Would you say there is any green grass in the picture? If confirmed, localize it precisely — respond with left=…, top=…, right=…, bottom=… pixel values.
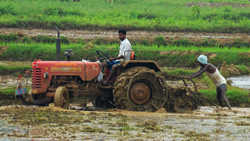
left=0, top=89, right=16, bottom=99
left=0, top=65, right=31, bottom=76
left=200, top=89, right=250, bottom=107
left=236, top=65, right=250, bottom=74
left=1, top=42, right=250, bottom=67
left=0, top=0, right=250, bottom=32
left=2, top=34, right=250, bottom=49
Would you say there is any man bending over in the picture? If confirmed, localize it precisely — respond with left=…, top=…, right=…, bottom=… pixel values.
left=187, top=55, right=232, bottom=110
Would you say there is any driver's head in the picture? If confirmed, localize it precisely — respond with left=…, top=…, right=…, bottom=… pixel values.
left=118, top=29, right=126, bottom=41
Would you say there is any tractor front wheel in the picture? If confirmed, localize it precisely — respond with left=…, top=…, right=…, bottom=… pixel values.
left=54, top=86, right=69, bottom=109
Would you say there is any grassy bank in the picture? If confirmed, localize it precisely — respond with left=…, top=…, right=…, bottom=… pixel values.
left=1, top=43, right=250, bottom=68
left=0, top=89, right=21, bottom=106
left=163, top=65, right=250, bottom=78
left=200, top=89, right=250, bottom=107
left=1, top=0, right=250, bottom=32
left=2, top=34, right=250, bottom=49
left=0, top=65, right=31, bottom=76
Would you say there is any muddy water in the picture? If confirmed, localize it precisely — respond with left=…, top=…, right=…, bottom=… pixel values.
left=0, top=75, right=31, bottom=90
left=0, top=120, right=31, bottom=140
left=0, top=106, right=250, bottom=140
left=228, top=76, right=250, bottom=89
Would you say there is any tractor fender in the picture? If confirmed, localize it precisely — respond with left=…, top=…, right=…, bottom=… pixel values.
left=120, top=60, right=162, bottom=73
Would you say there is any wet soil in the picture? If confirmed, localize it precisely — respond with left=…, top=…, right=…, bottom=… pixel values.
left=1, top=28, right=249, bottom=41
left=0, top=105, right=250, bottom=140
left=0, top=61, right=31, bottom=67
left=0, top=75, right=31, bottom=89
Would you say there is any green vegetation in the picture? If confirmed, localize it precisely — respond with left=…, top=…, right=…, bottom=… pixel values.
left=1, top=43, right=250, bottom=68
left=200, top=89, right=250, bottom=107
left=0, top=89, right=15, bottom=99
left=0, top=0, right=250, bottom=32
left=0, top=65, right=31, bottom=76
left=2, top=34, right=250, bottom=49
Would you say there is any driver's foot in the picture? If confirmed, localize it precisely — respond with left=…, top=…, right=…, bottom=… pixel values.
left=101, top=80, right=109, bottom=86
left=103, top=80, right=108, bottom=85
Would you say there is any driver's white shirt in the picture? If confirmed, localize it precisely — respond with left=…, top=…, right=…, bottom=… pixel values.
left=117, top=38, right=132, bottom=62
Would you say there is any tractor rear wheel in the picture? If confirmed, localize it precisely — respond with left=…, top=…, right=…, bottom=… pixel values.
left=54, top=86, right=69, bottom=109
left=113, top=67, right=167, bottom=112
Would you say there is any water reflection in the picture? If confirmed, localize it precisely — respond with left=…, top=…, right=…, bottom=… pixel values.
left=228, top=75, right=250, bottom=89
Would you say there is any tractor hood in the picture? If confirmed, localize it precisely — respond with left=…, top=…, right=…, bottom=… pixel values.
left=33, top=60, right=101, bottom=81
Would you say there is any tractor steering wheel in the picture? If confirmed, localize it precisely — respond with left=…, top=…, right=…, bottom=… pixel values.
left=96, top=50, right=110, bottom=61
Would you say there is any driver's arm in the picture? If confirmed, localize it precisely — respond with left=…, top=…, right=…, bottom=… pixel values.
left=109, top=44, right=125, bottom=61
left=109, top=55, right=124, bottom=61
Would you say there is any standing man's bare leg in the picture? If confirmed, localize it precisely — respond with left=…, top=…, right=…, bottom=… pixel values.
left=221, top=88, right=232, bottom=109
left=216, top=88, right=224, bottom=107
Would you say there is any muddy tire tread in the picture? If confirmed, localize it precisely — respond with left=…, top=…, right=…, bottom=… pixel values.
left=113, top=67, right=167, bottom=112
left=54, top=86, right=69, bottom=109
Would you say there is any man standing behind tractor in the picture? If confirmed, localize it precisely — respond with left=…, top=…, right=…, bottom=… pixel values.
left=101, top=29, right=132, bottom=85
left=187, top=55, right=232, bottom=110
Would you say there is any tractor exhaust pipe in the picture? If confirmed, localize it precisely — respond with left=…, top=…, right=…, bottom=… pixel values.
left=55, top=27, right=61, bottom=61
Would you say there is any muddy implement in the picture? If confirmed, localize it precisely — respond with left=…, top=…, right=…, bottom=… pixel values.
left=162, top=73, right=218, bottom=113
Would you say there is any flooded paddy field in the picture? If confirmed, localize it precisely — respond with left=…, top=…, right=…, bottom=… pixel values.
left=0, top=105, right=250, bottom=140
left=228, top=76, right=250, bottom=90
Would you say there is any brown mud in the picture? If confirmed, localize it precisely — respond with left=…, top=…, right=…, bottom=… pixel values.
left=1, top=28, right=250, bottom=41
left=0, top=105, right=250, bottom=140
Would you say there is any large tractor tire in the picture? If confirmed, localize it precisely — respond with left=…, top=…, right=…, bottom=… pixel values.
left=54, top=86, right=70, bottom=109
left=113, top=67, right=167, bottom=112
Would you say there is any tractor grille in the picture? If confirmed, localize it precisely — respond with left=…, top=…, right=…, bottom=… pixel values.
left=32, top=68, right=42, bottom=88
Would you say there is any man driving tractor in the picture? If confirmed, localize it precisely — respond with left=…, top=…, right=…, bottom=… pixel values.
left=101, top=29, right=132, bottom=85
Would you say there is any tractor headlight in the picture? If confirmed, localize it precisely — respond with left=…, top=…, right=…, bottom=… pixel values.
left=44, top=72, right=49, bottom=79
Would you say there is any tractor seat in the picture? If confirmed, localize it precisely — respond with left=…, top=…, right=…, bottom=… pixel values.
left=130, top=51, right=135, bottom=60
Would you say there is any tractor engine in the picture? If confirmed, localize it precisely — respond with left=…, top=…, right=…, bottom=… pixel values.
left=30, top=59, right=109, bottom=104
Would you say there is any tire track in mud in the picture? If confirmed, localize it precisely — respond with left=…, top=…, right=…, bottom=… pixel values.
left=1, top=28, right=249, bottom=40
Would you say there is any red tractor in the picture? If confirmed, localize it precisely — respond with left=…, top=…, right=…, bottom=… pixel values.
left=16, top=28, right=197, bottom=112
left=17, top=49, right=169, bottom=112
